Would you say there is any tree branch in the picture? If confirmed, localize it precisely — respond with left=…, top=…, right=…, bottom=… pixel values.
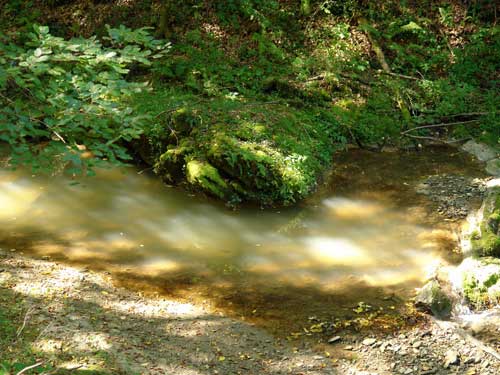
left=401, top=119, right=481, bottom=135
left=375, top=69, right=421, bottom=81
left=402, top=133, right=471, bottom=144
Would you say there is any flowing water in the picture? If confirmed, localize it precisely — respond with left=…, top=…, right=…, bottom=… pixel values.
left=0, top=147, right=486, bottom=335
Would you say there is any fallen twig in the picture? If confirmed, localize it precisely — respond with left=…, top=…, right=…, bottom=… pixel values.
left=375, top=69, right=420, bottom=81
left=34, top=321, right=54, bottom=343
left=40, top=364, right=83, bottom=375
left=242, top=100, right=282, bottom=107
left=415, top=111, right=492, bottom=118
left=306, top=72, right=372, bottom=86
left=16, top=362, right=44, bottom=375
left=16, top=307, right=34, bottom=338
left=403, top=133, right=471, bottom=144
left=154, top=99, right=204, bottom=118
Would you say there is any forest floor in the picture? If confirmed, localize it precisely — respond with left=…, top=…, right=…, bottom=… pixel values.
left=1, top=249, right=499, bottom=375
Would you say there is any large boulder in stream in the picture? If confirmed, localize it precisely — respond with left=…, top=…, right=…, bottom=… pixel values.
left=135, top=94, right=337, bottom=205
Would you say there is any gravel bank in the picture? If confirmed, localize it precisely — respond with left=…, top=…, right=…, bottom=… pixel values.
left=2, top=250, right=499, bottom=374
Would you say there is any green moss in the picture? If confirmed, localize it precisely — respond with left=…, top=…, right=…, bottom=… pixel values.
left=472, top=231, right=500, bottom=257
left=461, top=258, right=500, bottom=308
left=154, top=144, right=192, bottom=183
left=170, top=107, right=198, bottom=135
left=463, top=271, right=500, bottom=308
left=472, top=188, right=500, bottom=257
left=135, top=86, right=339, bottom=205
left=185, top=159, right=229, bottom=199
left=463, top=274, right=486, bottom=307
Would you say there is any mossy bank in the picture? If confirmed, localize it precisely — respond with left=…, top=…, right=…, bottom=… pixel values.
left=134, top=88, right=341, bottom=205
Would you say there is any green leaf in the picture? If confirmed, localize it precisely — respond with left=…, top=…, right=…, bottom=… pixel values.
left=400, top=21, right=423, bottom=32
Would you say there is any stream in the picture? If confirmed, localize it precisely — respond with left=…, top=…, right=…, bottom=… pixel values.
left=0, top=146, right=486, bottom=336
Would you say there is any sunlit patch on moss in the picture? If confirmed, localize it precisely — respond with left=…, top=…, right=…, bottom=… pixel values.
left=186, top=159, right=229, bottom=199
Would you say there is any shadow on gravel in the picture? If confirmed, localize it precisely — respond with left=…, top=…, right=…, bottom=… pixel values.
left=0, top=250, right=428, bottom=374
left=1, top=254, right=346, bottom=374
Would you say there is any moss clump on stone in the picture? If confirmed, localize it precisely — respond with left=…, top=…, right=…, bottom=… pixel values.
left=154, top=143, right=192, bottom=183
left=185, top=159, right=230, bottom=199
left=460, top=257, right=500, bottom=308
left=472, top=187, right=500, bottom=257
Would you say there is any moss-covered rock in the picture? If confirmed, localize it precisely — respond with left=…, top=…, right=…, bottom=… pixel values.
left=415, top=280, right=453, bottom=319
left=135, top=88, right=339, bottom=205
left=471, top=187, right=500, bottom=257
left=154, top=143, right=192, bottom=183
left=455, top=257, right=500, bottom=309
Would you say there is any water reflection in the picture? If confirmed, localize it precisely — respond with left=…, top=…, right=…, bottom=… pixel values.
left=0, top=147, right=485, bottom=334
left=0, top=169, right=439, bottom=284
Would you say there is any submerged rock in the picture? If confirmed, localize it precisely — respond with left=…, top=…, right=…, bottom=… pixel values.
left=416, top=174, right=487, bottom=220
left=415, top=280, right=453, bottom=319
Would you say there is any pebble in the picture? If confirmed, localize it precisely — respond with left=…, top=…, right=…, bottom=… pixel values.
left=362, top=338, right=377, bottom=346
left=328, top=336, right=341, bottom=344
left=444, top=350, right=460, bottom=368
left=464, top=356, right=475, bottom=364
left=418, top=174, right=487, bottom=219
